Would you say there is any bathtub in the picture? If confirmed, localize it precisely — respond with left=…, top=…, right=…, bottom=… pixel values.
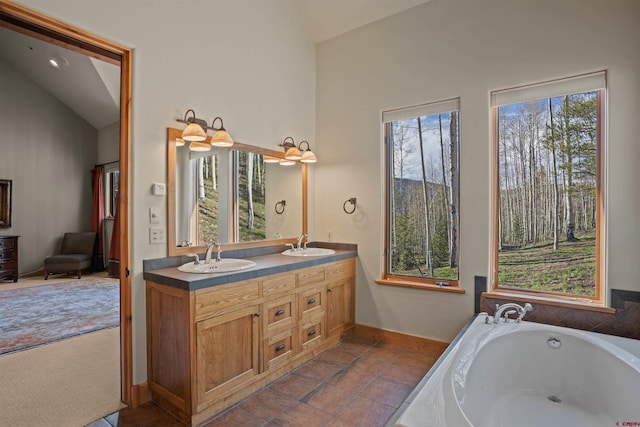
left=393, top=313, right=640, bottom=427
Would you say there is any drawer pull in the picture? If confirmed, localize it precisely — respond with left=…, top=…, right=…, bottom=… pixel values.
left=275, top=343, right=286, bottom=352
left=307, top=328, right=316, bottom=337
left=254, top=312, right=261, bottom=317
left=275, top=309, right=285, bottom=316
left=307, top=297, right=316, bottom=305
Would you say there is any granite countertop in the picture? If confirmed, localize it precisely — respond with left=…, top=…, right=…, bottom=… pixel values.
left=143, top=243, right=357, bottom=291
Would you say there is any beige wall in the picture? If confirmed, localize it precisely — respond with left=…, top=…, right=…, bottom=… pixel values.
left=14, top=0, right=640, bottom=386
left=0, top=57, right=98, bottom=272
left=315, top=0, right=640, bottom=342
left=15, top=0, right=316, bottom=384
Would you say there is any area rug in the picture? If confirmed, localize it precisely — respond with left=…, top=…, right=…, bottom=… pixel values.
left=0, top=278, right=119, bottom=355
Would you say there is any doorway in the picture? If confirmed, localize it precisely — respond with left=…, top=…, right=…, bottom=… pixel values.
left=0, top=0, right=133, bottom=407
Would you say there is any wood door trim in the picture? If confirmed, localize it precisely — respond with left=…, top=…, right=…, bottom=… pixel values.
left=0, top=0, right=134, bottom=407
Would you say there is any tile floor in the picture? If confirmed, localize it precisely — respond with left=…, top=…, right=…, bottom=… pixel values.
left=87, top=336, right=440, bottom=427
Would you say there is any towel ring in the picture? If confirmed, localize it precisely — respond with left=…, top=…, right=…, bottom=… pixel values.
left=343, top=197, right=357, bottom=214
left=275, top=200, right=286, bottom=215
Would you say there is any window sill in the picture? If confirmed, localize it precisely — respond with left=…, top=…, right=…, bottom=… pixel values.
left=376, top=278, right=465, bottom=294
left=483, top=291, right=615, bottom=314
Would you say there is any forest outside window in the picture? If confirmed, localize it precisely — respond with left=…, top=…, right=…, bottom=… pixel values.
left=380, top=98, right=460, bottom=289
left=491, top=72, right=606, bottom=302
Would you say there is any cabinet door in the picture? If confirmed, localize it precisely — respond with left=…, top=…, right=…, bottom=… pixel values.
left=326, top=277, right=355, bottom=337
left=195, top=304, right=260, bottom=411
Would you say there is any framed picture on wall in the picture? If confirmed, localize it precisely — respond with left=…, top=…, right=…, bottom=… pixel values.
left=0, top=179, right=12, bottom=228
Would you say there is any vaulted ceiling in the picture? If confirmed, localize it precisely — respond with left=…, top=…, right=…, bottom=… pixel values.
left=0, top=0, right=430, bottom=130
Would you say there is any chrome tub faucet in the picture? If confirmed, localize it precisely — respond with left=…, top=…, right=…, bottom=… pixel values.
left=493, top=302, right=533, bottom=323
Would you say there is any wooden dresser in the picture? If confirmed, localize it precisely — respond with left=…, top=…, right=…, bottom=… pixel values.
left=0, top=235, right=19, bottom=282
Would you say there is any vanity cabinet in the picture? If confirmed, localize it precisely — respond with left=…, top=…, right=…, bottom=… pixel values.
left=146, top=257, right=355, bottom=426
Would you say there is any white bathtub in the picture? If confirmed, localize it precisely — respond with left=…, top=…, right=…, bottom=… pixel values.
left=394, top=313, right=640, bottom=427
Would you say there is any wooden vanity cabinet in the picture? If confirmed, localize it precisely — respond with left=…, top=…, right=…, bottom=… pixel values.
left=146, top=257, right=355, bottom=426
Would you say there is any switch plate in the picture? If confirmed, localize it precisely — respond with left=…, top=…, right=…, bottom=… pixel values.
left=149, top=227, right=166, bottom=244
left=149, top=207, right=160, bottom=224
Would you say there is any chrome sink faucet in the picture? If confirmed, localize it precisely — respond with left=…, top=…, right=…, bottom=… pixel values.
left=205, top=242, right=222, bottom=263
left=297, top=233, right=307, bottom=250
left=186, top=253, right=200, bottom=265
left=493, top=302, right=533, bottom=323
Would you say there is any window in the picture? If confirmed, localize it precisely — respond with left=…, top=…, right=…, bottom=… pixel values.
left=380, top=98, right=461, bottom=288
left=103, top=163, right=119, bottom=218
left=236, top=151, right=266, bottom=242
left=491, top=72, right=605, bottom=302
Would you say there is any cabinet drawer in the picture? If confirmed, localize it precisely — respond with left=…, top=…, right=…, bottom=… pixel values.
left=325, top=259, right=355, bottom=281
left=263, top=330, right=295, bottom=369
left=262, top=272, right=296, bottom=298
left=0, top=249, right=15, bottom=261
left=300, top=319, right=323, bottom=350
left=299, top=286, right=324, bottom=318
left=195, top=281, right=260, bottom=321
left=0, top=260, right=16, bottom=270
left=264, top=294, right=296, bottom=335
left=297, top=266, right=325, bottom=287
left=0, top=238, right=15, bottom=250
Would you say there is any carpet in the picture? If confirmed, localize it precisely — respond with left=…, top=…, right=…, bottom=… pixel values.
left=0, top=277, right=119, bottom=355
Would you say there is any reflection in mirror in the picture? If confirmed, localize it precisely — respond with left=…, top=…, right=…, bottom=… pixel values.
left=167, top=128, right=306, bottom=256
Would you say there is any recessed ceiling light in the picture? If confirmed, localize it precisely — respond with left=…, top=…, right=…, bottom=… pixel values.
left=49, top=52, right=69, bottom=69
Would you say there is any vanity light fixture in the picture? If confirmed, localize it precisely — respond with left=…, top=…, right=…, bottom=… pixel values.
left=209, top=116, right=234, bottom=147
left=279, top=158, right=296, bottom=166
left=179, top=109, right=207, bottom=142
left=281, top=136, right=302, bottom=161
left=189, top=141, right=211, bottom=152
left=263, top=156, right=279, bottom=163
left=298, top=140, right=317, bottom=163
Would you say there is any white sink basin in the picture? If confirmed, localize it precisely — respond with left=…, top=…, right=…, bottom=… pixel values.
left=178, top=259, right=256, bottom=274
left=281, top=248, right=336, bottom=257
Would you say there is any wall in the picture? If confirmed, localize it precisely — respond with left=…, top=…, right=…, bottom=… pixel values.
left=0, top=57, right=97, bottom=272
left=98, top=121, right=119, bottom=165
left=15, top=0, right=316, bottom=384
left=315, top=0, right=640, bottom=342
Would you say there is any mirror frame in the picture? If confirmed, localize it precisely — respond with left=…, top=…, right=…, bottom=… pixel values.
left=167, top=127, right=308, bottom=256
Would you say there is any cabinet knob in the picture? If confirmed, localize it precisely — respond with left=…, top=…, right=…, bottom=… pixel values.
left=307, top=328, right=316, bottom=337
left=328, top=288, right=333, bottom=293
left=307, top=297, right=316, bottom=305
left=275, top=309, right=285, bottom=316
left=254, top=313, right=261, bottom=317
left=275, top=343, right=286, bottom=352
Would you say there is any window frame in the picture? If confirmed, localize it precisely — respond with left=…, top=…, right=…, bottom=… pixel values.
left=490, top=73, right=606, bottom=305
left=377, top=99, right=463, bottom=293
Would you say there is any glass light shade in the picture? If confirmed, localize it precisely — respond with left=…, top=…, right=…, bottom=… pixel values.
left=284, top=146, right=302, bottom=160
left=175, top=138, right=185, bottom=147
left=210, top=129, right=234, bottom=147
left=182, top=123, right=207, bottom=141
left=263, top=156, right=279, bottom=163
left=189, top=141, right=211, bottom=152
left=300, top=150, right=317, bottom=163
left=279, top=158, right=296, bottom=166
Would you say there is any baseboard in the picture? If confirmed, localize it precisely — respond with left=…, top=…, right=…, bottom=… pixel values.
left=19, top=268, right=45, bottom=278
left=130, top=382, right=152, bottom=408
left=353, top=323, right=449, bottom=355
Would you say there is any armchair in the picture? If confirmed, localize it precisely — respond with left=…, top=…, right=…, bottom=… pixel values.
left=44, top=232, right=97, bottom=280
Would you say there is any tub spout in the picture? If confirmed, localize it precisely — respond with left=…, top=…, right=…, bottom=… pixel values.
left=494, top=302, right=533, bottom=323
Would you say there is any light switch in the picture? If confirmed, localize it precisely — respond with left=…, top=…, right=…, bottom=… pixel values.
left=149, top=207, right=160, bottom=224
left=149, top=227, right=166, bottom=244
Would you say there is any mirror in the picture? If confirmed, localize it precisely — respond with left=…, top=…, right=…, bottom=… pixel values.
left=167, top=127, right=306, bottom=256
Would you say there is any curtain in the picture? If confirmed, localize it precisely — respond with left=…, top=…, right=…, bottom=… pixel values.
left=91, top=166, right=104, bottom=269
left=109, top=191, right=120, bottom=277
